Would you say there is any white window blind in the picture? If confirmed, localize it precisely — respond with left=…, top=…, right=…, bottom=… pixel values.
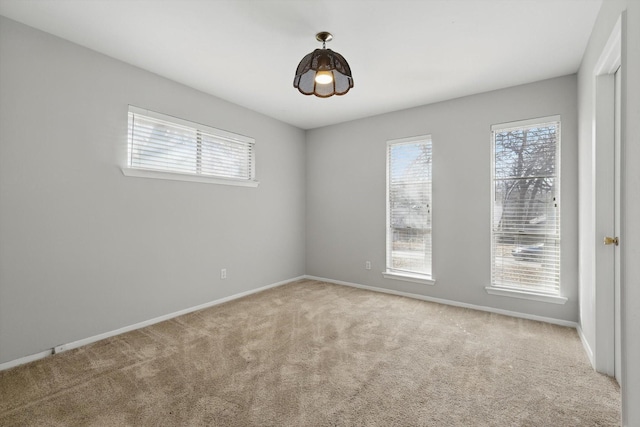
left=491, top=116, right=560, bottom=295
left=126, top=106, right=256, bottom=184
left=386, top=136, right=432, bottom=278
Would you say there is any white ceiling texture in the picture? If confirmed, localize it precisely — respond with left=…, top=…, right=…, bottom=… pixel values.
left=0, top=0, right=602, bottom=130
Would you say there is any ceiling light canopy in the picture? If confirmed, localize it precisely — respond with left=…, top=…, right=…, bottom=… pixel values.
left=293, top=32, right=354, bottom=98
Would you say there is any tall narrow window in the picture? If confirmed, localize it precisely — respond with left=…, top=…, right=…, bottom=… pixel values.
left=124, top=106, right=257, bottom=187
left=385, top=135, right=433, bottom=283
left=491, top=116, right=561, bottom=295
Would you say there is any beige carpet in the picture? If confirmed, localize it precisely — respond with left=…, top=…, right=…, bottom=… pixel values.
left=0, top=279, right=620, bottom=426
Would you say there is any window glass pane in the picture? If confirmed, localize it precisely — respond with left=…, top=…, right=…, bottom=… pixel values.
left=494, top=177, right=558, bottom=235
left=130, top=118, right=197, bottom=173
left=494, top=126, right=557, bottom=180
left=200, top=134, right=251, bottom=179
left=491, top=119, right=560, bottom=294
left=387, top=138, right=432, bottom=277
left=127, top=107, right=255, bottom=182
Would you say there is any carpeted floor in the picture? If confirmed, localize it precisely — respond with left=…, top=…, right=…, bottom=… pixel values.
left=0, top=279, right=620, bottom=426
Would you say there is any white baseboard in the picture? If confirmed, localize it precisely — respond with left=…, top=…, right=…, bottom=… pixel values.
left=1, top=275, right=582, bottom=372
left=0, top=276, right=304, bottom=372
left=0, top=349, right=54, bottom=372
left=576, top=324, right=595, bottom=368
left=304, top=275, right=579, bottom=328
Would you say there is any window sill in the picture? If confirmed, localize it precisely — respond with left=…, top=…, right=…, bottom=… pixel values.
left=484, top=286, right=568, bottom=305
left=121, top=167, right=260, bottom=187
left=382, top=271, right=435, bottom=286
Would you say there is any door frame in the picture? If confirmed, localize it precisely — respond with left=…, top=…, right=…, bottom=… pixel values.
left=593, top=17, right=621, bottom=377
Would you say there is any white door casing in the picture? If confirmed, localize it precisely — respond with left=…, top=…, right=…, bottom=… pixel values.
left=614, top=65, right=621, bottom=384
left=592, top=17, right=621, bottom=377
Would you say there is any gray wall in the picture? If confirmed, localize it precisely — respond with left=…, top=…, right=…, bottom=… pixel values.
left=0, top=17, right=306, bottom=364
left=577, top=1, right=640, bottom=424
left=306, top=75, right=579, bottom=322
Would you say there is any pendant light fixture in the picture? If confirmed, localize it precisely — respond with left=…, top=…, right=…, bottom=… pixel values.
left=293, top=32, right=354, bottom=98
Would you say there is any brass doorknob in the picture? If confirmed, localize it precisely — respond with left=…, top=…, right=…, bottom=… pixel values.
left=604, top=236, right=619, bottom=246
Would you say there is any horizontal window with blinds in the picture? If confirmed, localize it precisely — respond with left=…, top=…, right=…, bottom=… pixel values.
left=386, top=135, right=432, bottom=279
left=126, top=106, right=256, bottom=185
left=491, top=116, right=561, bottom=295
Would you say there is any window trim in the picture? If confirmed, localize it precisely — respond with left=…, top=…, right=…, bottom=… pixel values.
left=384, top=134, right=434, bottom=285
left=488, top=115, right=563, bottom=302
left=382, top=271, right=436, bottom=286
left=484, top=285, right=568, bottom=304
left=120, top=167, right=259, bottom=187
left=123, top=106, right=259, bottom=187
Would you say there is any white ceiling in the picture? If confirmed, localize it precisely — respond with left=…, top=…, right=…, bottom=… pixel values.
left=0, top=0, right=602, bottom=130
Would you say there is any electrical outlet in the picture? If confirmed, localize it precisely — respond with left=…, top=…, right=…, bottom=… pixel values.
left=365, top=261, right=371, bottom=270
left=221, top=268, right=227, bottom=279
